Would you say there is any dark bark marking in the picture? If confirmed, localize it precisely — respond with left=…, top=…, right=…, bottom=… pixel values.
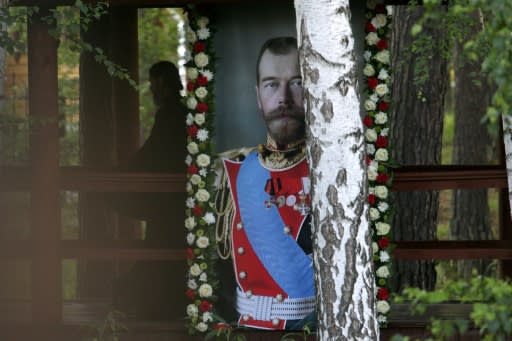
left=336, top=169, right=346, bottom=187
left=310, top=141, right=322, bottom=169
left=320, top=92, right=334, bottom=123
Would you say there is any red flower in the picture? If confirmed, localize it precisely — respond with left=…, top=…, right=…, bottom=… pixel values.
left=365, top=21, right=376, bottom=32
left=192, top=205, right=203, bottom=217
left=187, top=125, right=198, bottom=138
left=368, top=194, right=376, bottom=205
left=367, top=77, right=378, bottom=90
left=188, top=164, right=199, bottom=175
left=196, top=102, right=208, bottom=113
left=186, top=248, right=194, bottom=260
left=185, top=289, right=196, bottom=300
left=199, top=300, right=212, bottom=312
left=377, top=287, right=389, bottom=300
left=363, top=115, right=374, bottom=128
left=378, top=101, right=389, bottom=112
left=194, top=41, right=206, bottom=53
left=376, top=136, right=388, bottom=148
left=375, top=4, right=386, bottom=13
left=377, top=39, right=388, bottom=50
left=186, top=81, right=195, bottom=92
left=378, top=237, right=389, bottom=249
left=376, top=173, right=389, bottom=184
left=197, top=75, right=208, bottom=86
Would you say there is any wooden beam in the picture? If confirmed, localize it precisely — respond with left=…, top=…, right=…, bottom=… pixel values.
left=10, top=0, right=291, bottom=7
left=27, top=5, right=61, bottom=330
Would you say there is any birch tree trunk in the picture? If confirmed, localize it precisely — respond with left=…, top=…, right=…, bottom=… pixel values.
left=294, top=1, right=378, bottom=340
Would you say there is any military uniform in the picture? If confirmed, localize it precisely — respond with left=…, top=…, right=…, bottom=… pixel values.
left=215, top=138, right=315, bottom=330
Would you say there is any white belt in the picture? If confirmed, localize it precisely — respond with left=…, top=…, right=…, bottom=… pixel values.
left=236, top=288, right=315, bottom=321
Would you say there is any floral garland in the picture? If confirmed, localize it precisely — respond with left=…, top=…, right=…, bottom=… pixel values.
left=363, top=0, right=393, bottom=327
left=183, top=6, right=218, bottom=334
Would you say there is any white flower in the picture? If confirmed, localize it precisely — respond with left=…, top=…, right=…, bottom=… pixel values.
left=190, top=263, right=201, bottom=277
left=363, top=64, right=376, bottom=77
left=367, top=144, right=375, bottom=155
left=368, top=168, right=378, bottom=181
left=187, top=142, right=199, bottom=155
left=185, top=155, right=193, bottom=166
left=372, top=242, right=379, bottom=254
left=369, top=186, right=376, bottom=195
left=197, top=129, right=209, bottom=142
left=381, top=128, right=389, bottom=136
left=196, top=236, right=209, bottom=249
left=365, top=129, right=378, bottom=142
left=200, top=69, right=214, bottom=81
left=203, top=212, right=216, bottom=224
left=375, top=84, right=389, bottom=97
left=380, top=250, right=391, bottom=262
left=186, top=113, right=194, bottom=126
left=378, top=202, right=389, bottom=212
left=187, top=67, right=198, bottom=80
left=376, top=265, right=390, bottom=278
left=374, top=50, right=390, bottom=65
left=195, top=113, right=206, bottom=126
left=190, top=174, right=202, bottom=185
left=378, top=68, right=390, bottom=80
left=194, top=52, right=209, bottom=68
left=186, top=182, right=192, bottom=192
left=195, top=87, right=208, bottom=99
left=196, top=17, right=209, bottom=28
left=199, top=168, right=208, bottom=177
left=375, top=112, right=388, bottom=124
left=195, top=322, right=208, bottom=332
left=376, top=300, right=390, bottom=314
left=198, top=283, right=213, bottom=298
left=377, top=314, right=388, bottom=324
left=202, top=311, right=213, bottom=322
left=186, top=29, right=197, bottom=43
left=185, top=217, right=196, bottom=233
left=187, top=304, right=198, bottom=317
left=187, top=279, right=197, bottom=289
left=364, top=50, right=372, bottom=62
left=369, top=160, right=379, bottom=171
left=196, top=154, right=211, bottom=167
left=370, top=93, right=379, bottom=102
left=187, top=97, right=198, bottom=110
left=197, top=27, right=210, bottom=40
left=195, top=189, right=210, bottom=202
left=186, top=197, right=196, bottom=209
left=375, top=185, right=388, bottom=199
left=186, top=232, right=195, bottom=245
left=372, top=14, right=387, bottom=29
left=386, top=5, right=393, bottom=16
left=370, top=207, right=380, bottom=221
left=199, top=272, right=208, bottom=282
left=184, top=49, right=192, bottom=62
left=365, top=32, right=380, bottom=46
left=375, top=148, right=388, bottom=161
left=376, top=222, right=390, bottom=235
left=364, top=99, right=376, bottom=111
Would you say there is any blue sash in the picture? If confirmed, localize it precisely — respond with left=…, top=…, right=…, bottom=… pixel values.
left=236, top=152, right=314, bottom=298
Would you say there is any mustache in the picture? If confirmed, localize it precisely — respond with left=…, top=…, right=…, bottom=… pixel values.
left=264, top=105, right=305, bottom=122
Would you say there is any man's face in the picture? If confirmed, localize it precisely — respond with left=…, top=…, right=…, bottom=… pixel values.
left=256, top=49, right=305, bottom=146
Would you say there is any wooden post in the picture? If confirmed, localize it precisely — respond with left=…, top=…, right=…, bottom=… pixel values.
left=28, top=5, right=61, bottom=334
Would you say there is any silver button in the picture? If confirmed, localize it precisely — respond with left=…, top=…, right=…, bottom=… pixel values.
left=237, top=247, right=245, bottom=255
left=239, top=271, right=247, bottom=279
left=246, top=290, right=252, bottom=298
left=236, top=222, right=243, bottom=230
left=276, top=294, right=283, bottom=302
left=242, top=314, right=249, bottom=321
left=283, top=226, right=291, bottom=234
left=272, top=318, right=279, bottom=326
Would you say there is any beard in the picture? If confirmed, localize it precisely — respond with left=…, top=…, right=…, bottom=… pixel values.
left=263, top=105, right=306, bottom=146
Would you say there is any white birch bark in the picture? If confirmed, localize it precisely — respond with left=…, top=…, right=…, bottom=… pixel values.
left=502, top=115, right=512, bottom=219
left=294, top=1, right=378, bottom=340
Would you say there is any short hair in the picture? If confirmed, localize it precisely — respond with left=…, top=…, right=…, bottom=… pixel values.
left=256, top=37, right=298, bottom=84
left=149, top=61, right=183, bottom=91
